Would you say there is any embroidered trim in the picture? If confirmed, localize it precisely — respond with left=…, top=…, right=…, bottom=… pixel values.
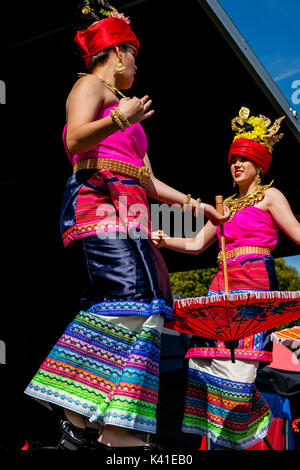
left=62, top=223, right=152, bottom=247
left=87, top=299, right=173, bottom=321
left=185, top=347, right=273, bottom=362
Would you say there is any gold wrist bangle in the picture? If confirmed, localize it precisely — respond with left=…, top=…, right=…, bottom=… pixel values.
left=115, top=108, right=131, bottom=128
left=182, top=194, right=191, bottom=212
left=194, top=197, right=202, bottom=215
left=110, top=111, right=125, bottom=130
left=111, top=110, right=125, bottom=130
left=110, top=109, right=126, bottom=131
left=184, top=194, right=191, bottom=205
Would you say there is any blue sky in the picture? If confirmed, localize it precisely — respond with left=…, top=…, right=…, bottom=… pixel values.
left=219, top=0, right=300, bottom=275
left=219, top=0, right=300, bottom=109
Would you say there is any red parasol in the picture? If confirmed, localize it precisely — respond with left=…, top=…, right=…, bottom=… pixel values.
left=166, top=291, right=300, bottom=363
left=165, top=291, right=300, bottom=350
left=165, top=196, right=300, bottom=363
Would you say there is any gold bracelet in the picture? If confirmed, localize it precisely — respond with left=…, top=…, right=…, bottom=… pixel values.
left=110, top=109, right=125, bottom=131
left=182, top=194, right=191, bottom=212
left=114, top=108, right=131, bottom=129
left=157, top=238, right=166, bottom=249
left=110, top=111, right=124, bottom=131
left=194, top=197, right=202, bottom=216
left=110, top=109, right=126, bottom=131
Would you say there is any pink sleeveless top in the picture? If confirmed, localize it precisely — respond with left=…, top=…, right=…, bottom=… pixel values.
left=217, top=206, right=278, bottom=266
left=62, top=102, right=148, bottom=166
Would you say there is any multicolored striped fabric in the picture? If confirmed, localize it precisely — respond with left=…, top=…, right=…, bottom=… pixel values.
left=182, top=256, right=277, bottom=448
left=61, top=169, right=151, bottom=247
left=207, top=257, right=271, bottom=295
left=87, top=299, right=173, bottom=320
left=271, top=326, right=300, bottom=346
left=182, top=357, right=271, bottom=449
left=25, top=312, right=163, bottom=433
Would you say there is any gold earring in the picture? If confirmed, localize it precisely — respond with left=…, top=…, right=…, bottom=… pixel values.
left=115, top=55, right=125, bottom=74
left=233, top=179, right=236, bottom=187
left=255, top=171, right=262, bottom=185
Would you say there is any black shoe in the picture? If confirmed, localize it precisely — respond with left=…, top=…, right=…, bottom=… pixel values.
left=50, top=404, right=99, bottom=449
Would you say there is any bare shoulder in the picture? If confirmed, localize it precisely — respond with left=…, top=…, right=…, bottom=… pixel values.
left=264, top=186, right=288, bottom=207
left=265, top=186, right=284, bottom=199
left=68, top=74, right=104, bottom=100
left=66, top=75, right=106, bottom=119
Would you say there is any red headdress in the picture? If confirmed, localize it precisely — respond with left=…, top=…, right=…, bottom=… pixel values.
left=75, top=12, right=139, bottom=69
left=228, top=106, right=285, bottom=174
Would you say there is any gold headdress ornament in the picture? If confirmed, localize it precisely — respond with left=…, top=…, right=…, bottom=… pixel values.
left=231, top=106, right=285, bottom=152
left=81, top=2, right=131, bottom=23
left=82, top=6, right=91, bottom=15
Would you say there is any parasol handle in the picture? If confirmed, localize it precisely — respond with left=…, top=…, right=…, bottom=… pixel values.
left=215, top=195, right=229, bottom=294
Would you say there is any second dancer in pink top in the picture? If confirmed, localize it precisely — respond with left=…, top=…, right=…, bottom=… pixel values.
left=155, top=106, right=300, bottom=450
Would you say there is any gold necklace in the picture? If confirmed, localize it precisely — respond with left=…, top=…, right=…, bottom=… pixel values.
left=224, top=180, right=274, bottom=220
left=93, top=75, right=127, bottom=99
left=77, top=73, right=127, bottom=99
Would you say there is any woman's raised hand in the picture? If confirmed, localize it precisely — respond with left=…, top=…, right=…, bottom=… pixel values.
left=118, top=95, right=154, bottom=123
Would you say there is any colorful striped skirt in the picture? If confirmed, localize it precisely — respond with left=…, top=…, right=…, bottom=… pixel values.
left=25, top=168, right=173, bottom=434
left=183, top=356, right=271, bottom=449
left=25, top=313, right=164, bottom=433
left=182, top=256, right=277, bottom=449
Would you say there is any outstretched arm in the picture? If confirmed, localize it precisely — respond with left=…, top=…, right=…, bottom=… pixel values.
left=153, top=221, right=218, bottom=255
left=265, top=188, right=300, bottom=244
left=143, top=154, right=230, bottom=226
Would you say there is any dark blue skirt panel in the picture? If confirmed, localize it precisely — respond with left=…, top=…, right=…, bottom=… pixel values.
left=68, top=235, right=173, bottom=320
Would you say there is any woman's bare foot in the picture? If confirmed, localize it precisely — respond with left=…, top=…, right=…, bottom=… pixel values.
left=98, top=425, right=149, bottom=447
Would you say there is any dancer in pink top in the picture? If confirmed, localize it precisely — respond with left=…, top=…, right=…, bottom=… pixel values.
left=63, top=102, right=148, bottom=168
left=154, top=106, right=300, bottom=449
left=24, top=0, right=229, bottom=451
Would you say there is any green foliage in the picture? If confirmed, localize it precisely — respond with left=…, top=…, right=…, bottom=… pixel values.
left=274, top=259, right=300, bottom=330
left=170, top=258, right=300, bottom=329
left=169, top=266, right=218, bottom=299
left=274, top=258, right=300, bottom=291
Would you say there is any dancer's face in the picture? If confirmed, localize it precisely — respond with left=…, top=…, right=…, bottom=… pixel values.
left=230, top=155, right=258, bottom=186
left=115, top=45, right=137, bottom=90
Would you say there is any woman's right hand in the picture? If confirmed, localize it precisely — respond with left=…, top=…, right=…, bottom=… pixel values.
left=118, top=95, right=154, bottom=123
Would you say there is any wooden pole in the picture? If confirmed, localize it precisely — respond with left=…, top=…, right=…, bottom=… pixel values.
left=215, top=195, right=229, bottom=294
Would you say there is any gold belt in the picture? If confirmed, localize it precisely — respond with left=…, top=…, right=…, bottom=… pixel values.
left=217, top=246, right=271, bottom=265
left=73, top=158, right=150, bottom=187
